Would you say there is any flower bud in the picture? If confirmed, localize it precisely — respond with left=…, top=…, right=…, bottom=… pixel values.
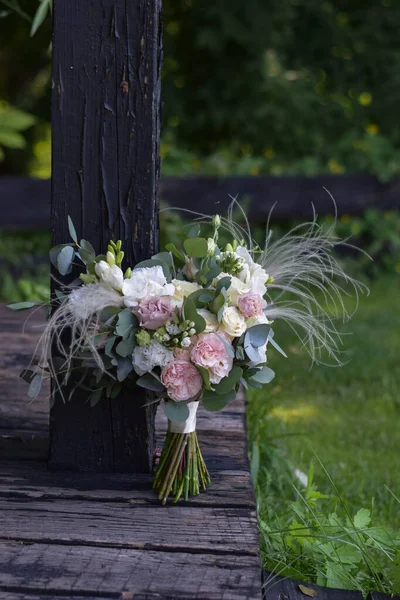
left=107, top=244, right=115, bottom=255
left=173, top=338, right=179, bottom=345
left=181, top=337, right=191, bottom=348
left=231, top=239, right=238, bottom=250
left=189, top=321, right=195, bottom=329
left=117, top=251, right=124, bottom=265
left=188, top=328, right=196, bottom=336
left=106, top=251, right=116, bottom=266
left=116, top=240, right=122, bottom=251
left=225, top=243, right=233, bottom=252
left=212, top=214, right=221, bottom=229
left=124, top=267, right=132, bottom=278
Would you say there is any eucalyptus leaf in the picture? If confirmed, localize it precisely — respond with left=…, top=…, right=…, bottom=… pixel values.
left=213, top=366, right=243, bottom=395
left=136, top=372, right=165, bottom=392
left=247, top=324, right=271, bottom=348
left=104, top=336, right=116, bottom=356
left=247, top=378, right=262, bottom=389
left=111, top=382, right=122, bottom=399
left=116, top=309, right=137, bottom=339
left=57, top=245, right=75, bottom=276
left=115, top=334, right=136, bottom=357
left=183, top=237, right=208, bottom=258
left=196, top=365, right=212, bottom=391
left=90, top=387, right=103, bottom=407
left=49, top=244, right=70, bottom=268
left=7, top=300, right=43, bottom=310
left=215, top=276, right=232, bottom=294
left=30, top=0, right=51, bottom=36
left=164, top=400, right=190, bottom=422
left=251, top=366, right=275, bottom=384
left=268, top=329, right=288, bottom=358
left=28, top=374, right=42, bottom=399
left=165, top=243, right=185, bottom=262
left=187, top=224, right=201, bottom=238
left=68, top=216, right=78, bottom=243
left=202, top=390, right=236, bottom=412
left=244, top=337, right=262, bottom=363
left=117, top=358, right=134, bottom=382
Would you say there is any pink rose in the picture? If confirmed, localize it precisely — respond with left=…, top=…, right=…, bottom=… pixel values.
left=133, top=296, right=175, bottom=330
left=190, top=332, right=233, bottom=384
left=161, top=360, right=203, bottom=402
left=238, top=293, right=264, bottom=318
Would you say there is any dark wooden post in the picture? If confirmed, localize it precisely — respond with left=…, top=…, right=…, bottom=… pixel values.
left=50, top=0, right=162, bottom=472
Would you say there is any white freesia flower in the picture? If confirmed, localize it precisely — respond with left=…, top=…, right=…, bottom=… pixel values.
left=170, top=279, right=201, bottom=308
left=221, top=306, right=247, bottom=337
left=235, top=246, right=269, bottom=296
left=214, top=272, right=250, bottom=306
left=122, top=266, right=175, bottom=307
left=132, top=340, right=174, bottom=376
left=197, top=309, right=218, bottom=333
left=95, top=261, right=124, bottom=291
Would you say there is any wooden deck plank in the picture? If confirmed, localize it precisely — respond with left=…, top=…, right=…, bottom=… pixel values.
left=0, top=497, right=258, bottom=556
left=262, top=572, right=363, bottom=600
left=0, top=305, right=262, bottom=599
left=0, top=541, right=261, bottom=600
left=0, top=461, right=254, bottom=507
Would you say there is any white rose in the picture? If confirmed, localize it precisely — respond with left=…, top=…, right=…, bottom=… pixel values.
left=214, top=272, right=250, bottom=306
left=221, top=306, right=247, bottom=338
left=122, top=266, right=175, bottom=307
left=235, top=246, right=269, bottom=296
left=170, top=279, right=201, bottom=308
left=197, top=309, right=218, bottom=333
left=95, top=261, right=124, bottom=292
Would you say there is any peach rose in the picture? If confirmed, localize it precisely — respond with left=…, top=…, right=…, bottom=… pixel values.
left=190, top=332, right=233, bottom=384
left=161, top=360, right=203, bottom=402
left=133, top=296, right=175, bottom=330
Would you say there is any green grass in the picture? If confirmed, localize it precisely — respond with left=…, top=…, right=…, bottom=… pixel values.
left=247, top=275, right=400, bottom=531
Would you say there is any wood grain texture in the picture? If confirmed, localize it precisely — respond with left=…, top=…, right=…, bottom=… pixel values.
left=2, top=174, right=400, bottom=230
left=50, top=0, right=162, bottom=472
left=263, top=572, right=363, bottom=600
left=0, top=541, right=261, bottom=600
left=0, top=460, right=254, bottom=507
left=0, top=497, right=258, bottom=556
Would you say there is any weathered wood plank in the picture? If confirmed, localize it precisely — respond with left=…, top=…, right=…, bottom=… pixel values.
left=2, top=174, right=400, bottom=230
left=0, top=541, right=260, bottom=600
left=0, top=460, right=254, bottom=507
left=366, top=593, right=400, bottom=600
left=0, top=497, right=258, bottom=556
left=263, top=572, right=363, bottom=599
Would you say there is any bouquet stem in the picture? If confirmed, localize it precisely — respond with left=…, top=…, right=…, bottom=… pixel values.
left=153, top=430, right=211, bottom=504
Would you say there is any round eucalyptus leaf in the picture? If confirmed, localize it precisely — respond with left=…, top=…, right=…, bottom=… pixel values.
left=57, top=245, right=75, bottom=276
left=164, top=400, right=190, bottom=422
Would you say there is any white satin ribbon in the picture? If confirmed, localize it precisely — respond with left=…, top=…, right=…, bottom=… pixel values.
left=168, top=400, right=199, bottom=434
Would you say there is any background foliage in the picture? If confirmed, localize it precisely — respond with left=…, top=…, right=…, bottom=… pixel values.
left=1, top=0, right=400, bottom=179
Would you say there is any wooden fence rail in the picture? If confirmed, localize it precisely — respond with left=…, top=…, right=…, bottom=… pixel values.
left=1, top=173, right=400, bottom=230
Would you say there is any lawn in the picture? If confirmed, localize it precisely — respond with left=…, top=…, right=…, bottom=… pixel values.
left=246, top=274, right=400, bottom=530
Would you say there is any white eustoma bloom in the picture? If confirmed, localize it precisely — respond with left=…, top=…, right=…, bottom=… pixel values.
left=132, top=340, right=174, bottom=376
left=95, top=261, right=124, bottom=292
left=214, top=272, right=250, bottom=306
left=197, top=309, right=218, bottom=333
left=122, top=266, right=174, bottom=307
left=221, top=306, right=247, bottom=337
left=235, top=246, right=269, bottom=296
left=170, top=279, right=201, bottom=308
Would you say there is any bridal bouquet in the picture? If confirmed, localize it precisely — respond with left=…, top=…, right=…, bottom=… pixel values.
left=9, top=204, right=366, bottom=504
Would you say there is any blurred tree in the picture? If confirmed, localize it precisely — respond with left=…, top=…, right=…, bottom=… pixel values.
left=1, top=0, right=400, bottom=179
